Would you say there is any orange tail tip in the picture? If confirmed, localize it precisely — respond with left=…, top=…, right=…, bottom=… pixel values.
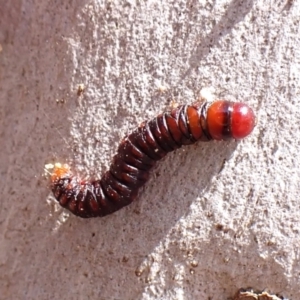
left=46, top=163, right=72, bottom=183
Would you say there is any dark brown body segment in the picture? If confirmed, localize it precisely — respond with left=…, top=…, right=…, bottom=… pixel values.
left=50, top=100, right=255, bottom=218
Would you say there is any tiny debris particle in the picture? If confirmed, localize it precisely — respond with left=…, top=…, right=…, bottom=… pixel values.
left=169, top=99, right=179, bottom=109
left=233, top=289, right=289, bottom=300
left=121, top=256, right=129, bottom=263
left=215, top=223, right=224, bottom=231
left=56, top=98, right=65, bottom=104
left=190, top=260, right=198, bottom=268
left=77, top=84, right=85, bottom=96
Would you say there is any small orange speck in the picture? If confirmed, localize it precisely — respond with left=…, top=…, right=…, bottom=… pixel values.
left=51, top=163, right=72, bottom=183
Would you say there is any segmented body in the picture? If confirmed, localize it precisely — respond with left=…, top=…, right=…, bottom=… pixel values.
left=50, top=100, right=255, bottom=218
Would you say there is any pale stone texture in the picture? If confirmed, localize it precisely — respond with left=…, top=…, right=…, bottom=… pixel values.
left=0, top=1, right=299, bottom=299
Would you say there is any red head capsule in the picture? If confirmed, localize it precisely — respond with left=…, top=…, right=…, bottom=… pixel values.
left=231, top=102, right=256, bottom=139
left=206, top=100, right=255, bottom=140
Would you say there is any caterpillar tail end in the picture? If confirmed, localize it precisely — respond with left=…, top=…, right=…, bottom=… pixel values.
left=50, top=163, right=72, bottom=184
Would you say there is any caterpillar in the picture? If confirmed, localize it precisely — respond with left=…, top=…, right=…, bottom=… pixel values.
left=50, top=100, right=255, bottom=218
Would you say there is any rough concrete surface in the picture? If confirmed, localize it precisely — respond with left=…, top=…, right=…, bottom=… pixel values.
left=0, top=1, right=299, bottom=299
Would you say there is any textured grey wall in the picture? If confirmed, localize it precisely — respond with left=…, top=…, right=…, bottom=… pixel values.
left=1, top=1, right=299, bottom=299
